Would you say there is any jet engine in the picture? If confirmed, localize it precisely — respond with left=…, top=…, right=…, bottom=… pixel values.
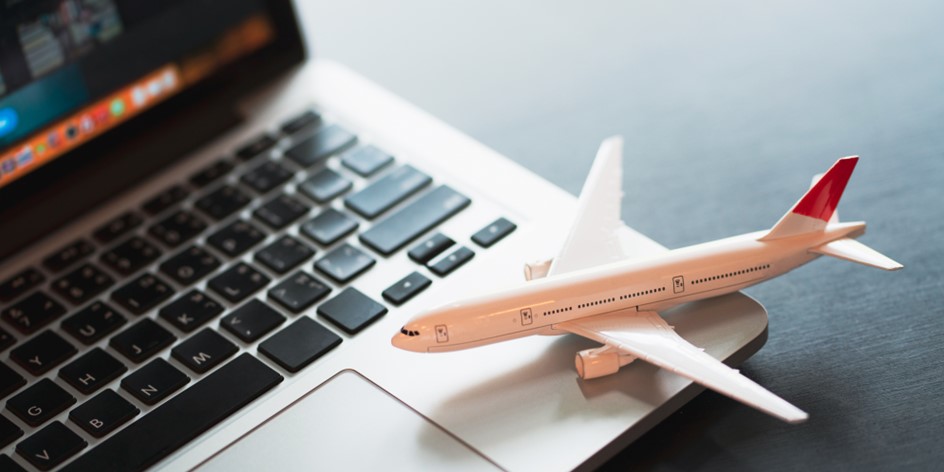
left=575, top=347, right=636, bottom=380
left=524, top=258, right=553, bottom=281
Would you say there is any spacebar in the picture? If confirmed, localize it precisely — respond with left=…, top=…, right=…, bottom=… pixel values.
left=62, top=353, right=283, bottom=471
left=360, top=185, right=471, bottom=256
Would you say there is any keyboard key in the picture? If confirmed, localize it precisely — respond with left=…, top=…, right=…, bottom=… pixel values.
left=300, top=208, right=358, bottom=246
left=58, top=348, right=127, bottom=395
left=7, top=379, right=75, bottom=427
left=360, top=185, right=471, bottom=256
left=121, top=358, right=189, bottom=405
left=341, top=145, right=394, bottom=177
left=429, top=246, right=475, bottom=276
left=93, top=211, right=143, bottom=244
left=111, top=273, right=174, bottom=315
left=61, top=301, right=126, bottom=345
left=10, top=331, right=76, bottom=376
left=253, top=194, right=309, bottom=229
left=314, top=243, right=375, bottom=284
left=2, top=292, right=66, bottom=335
left=240, top=160, right=293, bottom=194
left=171, top=329, right=237, bottom=374
left=159, top=245, right=221, bottom=286
left=235, top=133, right=277, bottom=161
left=268, top=271, right=331, bottom=313
left=382, top=271, right=432, bottom=305
left=142, top=185, right=189, bottom=216
left=345, top=164, right=432, bottom=219
left=0, top=454, right=25, bottom=472
left=16, top=421, right=86, bottom=471
left=207, top=220, right=266, bottom=257
left=148, top=210, right=208, bottom=248
left=194, top=185, right=251, bottom=221
left=208, top=263, right=271, bottom=304
left=100, top=236, right=162, bottom=276
left=284, top=124, right=357, bottom=168
left=318, top=287, right=388, bottom=334
left=280, top=109, right=321, bottom=135
left=52, top=263, right=114, bottom=305
left=60, top=354, right=282, bottom=472
left=110, top=319, right=176, bottom=363
left=42, top=239, right=95, bottom=273
left=0, top=268, right=45, bottom=303
left=189, top=158, right=234, bottom=188
left=0, top=362, right=26, bottom=399
left=69, top=389, right=139, bottom=438
left=0, top=328, right=14, bottom=352
left=159, top=290, right=223, bottom=333
left=298, top=168, right=351, bottom=204
left=221, top=299, right=284, bottom=343
left=259, top=317, right=341, bottom=373
left=254, top=236, right=314, bottom=274
left=407, top=232, right=455, bottom=264
left=0, top=415, right=23, bottom=448
left=472, top=217, right=517, bottom=248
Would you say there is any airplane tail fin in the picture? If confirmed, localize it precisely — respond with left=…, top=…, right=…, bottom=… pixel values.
left=810, top=238, right=903, bottom=270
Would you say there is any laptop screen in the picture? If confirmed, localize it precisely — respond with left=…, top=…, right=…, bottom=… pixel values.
left=0, top=0, right=278, bottom=190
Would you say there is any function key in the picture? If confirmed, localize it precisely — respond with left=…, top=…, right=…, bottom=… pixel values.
left=58, top=348, right=127, bottom=395
left=148, top=210, right=208, bottom=248
left=429, top=246, right=475, bottom=276
left=472, top=217, right=517, bottom=248
left=141, top=184, right=189, bottom=216
left=300, top=208, right=358, bottom=246
left=0, top=414, right=23, bottom=448
left=280, top=110, right=321, bottom=135
left=314, top=243, right=375, bottom=284
left=220, top=299, right=284, bottom=343
left=194, top=185, right=251, bottom=221
left=344, top=164, right=431, bottom=219
left=93, top=211, right=143, bottom=244
left=159, top=246, right=221, bottom=286
left=52, top=263, right=114, bottom=305
left=7, top=379, right=75, bottom=427
left=297, top=168, right=351, bottom=204
left=0, top=363, right=26, bottom=400
left=10, top=330, right=77, bottom=376
left=171, top=329, right=237, bottom=374
left=207, top=220, right=266, bottom=258
left=69, top=389, right=139, bottom=438
left=110, top=318, right=176, bottom=363
left=16, top=421, right=86, bottom=470
left=240, top=161, right=293, bottom=194
left=2, top=292, right=66, bottom=335
left=258, top=317, right=341, bottom=373
left=100, top=236, right=162, bottom=276
left=267, top=271, right=331, bottom=314
left=253, top=194, right=309, bottom=230
left=121, top=358, right=189, bottom=406
left=340, top=145, right=394, bottom=177
left=189, top=158, right=235, bottom=188
left=359, top=185, right=471, bottom=256
left=42, top=239, right=95, bottom=273
left=407, top=232, right=454, bottom=264
left=318, top=287, right=387, bottom=334
left=235, top=133, right=277, bottom=161
left=0, top=268, right=45, bottom=303
left=382, top=272, right=432, bottom=306
left=208, top=263, right=271, bottom=304
left=254, top=236, right=314, bottom=275
left=284, top=124, right=357, bottom=168
left=159, top=290, right=223, bottom=333
left=61, top=301, right=126, bottom=345
left=111, top=273, right=174, bottom=315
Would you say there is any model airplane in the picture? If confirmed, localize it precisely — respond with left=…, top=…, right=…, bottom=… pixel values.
left=392, top=137, right=902, bottom=423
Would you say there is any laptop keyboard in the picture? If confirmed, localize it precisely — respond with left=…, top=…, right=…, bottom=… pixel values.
left=0, top=109, right=517, bottom=471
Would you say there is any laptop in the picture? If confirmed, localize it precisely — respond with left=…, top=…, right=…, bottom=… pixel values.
left=0, top=1, right=769, bottom=470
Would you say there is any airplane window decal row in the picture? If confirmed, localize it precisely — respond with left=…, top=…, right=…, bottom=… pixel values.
left=577, top=297, right=616, bottom=310
left=691, top=264, right=770, bottom=285
left=619, top=287, right=666, bottom=301
left=543, top=306, right=573, bottom=316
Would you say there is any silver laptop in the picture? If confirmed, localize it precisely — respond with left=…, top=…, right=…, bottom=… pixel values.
left=0, top=1, right=767, bottom=470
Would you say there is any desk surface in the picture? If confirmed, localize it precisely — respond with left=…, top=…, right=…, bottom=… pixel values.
left=302, top=1, right=944, bottom=469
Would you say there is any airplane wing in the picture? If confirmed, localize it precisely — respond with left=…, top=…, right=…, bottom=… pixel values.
left=556, top=311, right=809, bottom=423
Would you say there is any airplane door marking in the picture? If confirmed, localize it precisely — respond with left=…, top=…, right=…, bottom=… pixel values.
left=435, top=325, right=449, bottom=343
left=520, top=308, right=533, bottom=325
left=673, top=276, right=685, bottom=293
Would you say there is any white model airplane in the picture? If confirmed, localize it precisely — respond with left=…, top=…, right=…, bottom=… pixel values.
left=392, top=137, right=902, bottom=423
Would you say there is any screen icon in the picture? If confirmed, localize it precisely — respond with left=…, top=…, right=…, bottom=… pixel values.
left=110, top=98, right=126, bottom=117
left=0, top=108, right=18, bottom=138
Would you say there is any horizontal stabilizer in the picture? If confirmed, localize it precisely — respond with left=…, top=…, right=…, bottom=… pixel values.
left=811, top=238, right=903, bottom=270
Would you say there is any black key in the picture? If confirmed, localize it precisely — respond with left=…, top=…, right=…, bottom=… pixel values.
left=255, top=236, right=314, bottom=275
left=7, top=379, right=75, bottom=427
left=190, top=159, right=234, bottom=188
left=171, top=329, right=237, bottom=374
left=207, top=263, right=271, bottom=303
left=0, top=362, right=26, bottom=399
left=280, top=110, right=321, bottom=135
left=472, top=217, right=517, bottom=248
left=207, top=220, right=266, bottom=257
left=0, top=268, right=45, bottom=302
left=0, top=454, right=25, bottom=472
left=253, top=194, right=309, bottom=229
left=0, top=415, right=23, bottom=448
left=69, top=389, right=139, bottom=438
left=42, top=239, right=95, bottom=273
left=60, top=354, right=282, bottom=472
left=314, top=243, right=375, bottom=284
left=341, top=145, right=394, bottom=177
left=52, top=263, right=114, bottom=305
left=429, top=246, right=475, bottom=276
left=194, top=185, right=251, bottom=221
left=121, top=358, right=189, bottom=405
left=148, top=210, right=208, bottom=248
left=345, top=165, right=432, bottom=219
left=142, top=185, right=189, bottom=216
left=61, top=301, right=126, bottom=345
left=407, top=232, right=455, bottom=264
left=2, top=292, right=66, bottom=335
left=235, top=133, right=277, bottom=161
left=100, top=236, right=162, bottom=275
left=159, top=245, right=221, bottom=286
left=259, top=317, right=341, bottom=373
left=10, top=331, right=77, bottom=376
left=284, top=124, right=357, bottom=168
left=0, top=328, right=14, bottom=352
left=300, top=209, right=358, bottom=246
left=240, top=160, right=293, bottom=194
left=360, top=185, right=471, bottom=256
left=58, top=348, right=127, bottom=395
left=221, top=299, right=285, bottom=343
left=16, top=421, right=86, bottom=471
left=318, top=287, right=388, bottom=334
left=93, top=211, right=143, bottom=244
left=382, top=271, right=432, bottom=305
left=159, top=290, right=223, bottom=333
left=298, top=168, right=351, bottom=204
left=111, top=273, right=174, bottom=315
left=110, top=319, right=176, bottom=363
left=268, top=271, right=331, bottom=313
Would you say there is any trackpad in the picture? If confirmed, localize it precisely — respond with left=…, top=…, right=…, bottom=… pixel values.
left=198, top=370, right=498, bottom=471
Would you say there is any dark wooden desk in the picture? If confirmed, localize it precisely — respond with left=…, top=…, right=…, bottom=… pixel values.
left=304, top=1, right=944, bottom=469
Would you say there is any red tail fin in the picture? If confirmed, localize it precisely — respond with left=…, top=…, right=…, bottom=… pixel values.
left=761, top=157, right=857, bottom=240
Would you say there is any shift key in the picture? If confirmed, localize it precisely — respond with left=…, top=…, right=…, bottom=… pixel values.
left=345, top=165, right=431, bottom=219
left=360, top=186, right=470, bottom=256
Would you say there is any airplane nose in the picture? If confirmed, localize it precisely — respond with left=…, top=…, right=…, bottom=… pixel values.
left=391, top=331, right=425, bottom=352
